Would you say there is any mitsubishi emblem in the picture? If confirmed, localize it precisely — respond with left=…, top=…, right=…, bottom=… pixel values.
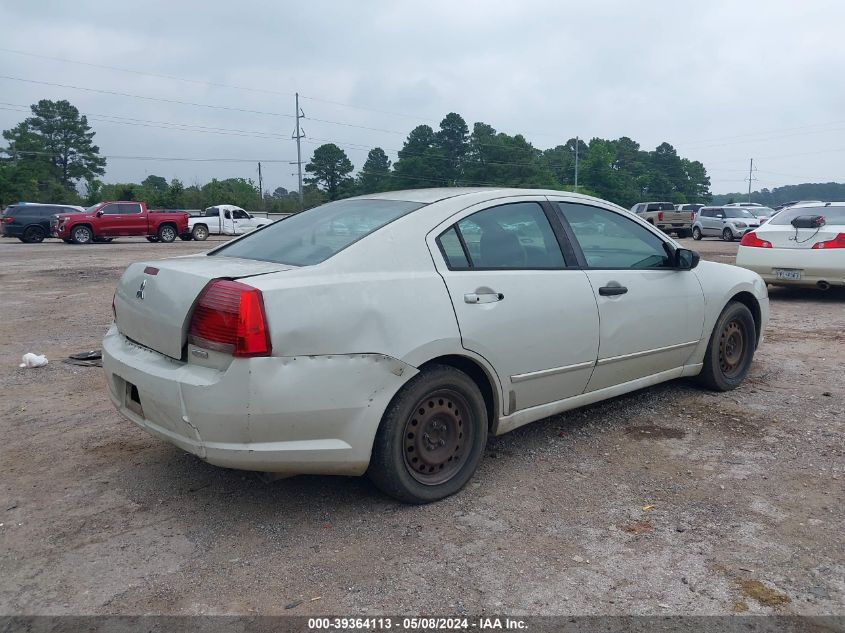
left=136, top=279, right=147, bottom=300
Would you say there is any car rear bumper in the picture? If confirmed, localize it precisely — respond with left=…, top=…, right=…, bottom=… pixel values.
left=102, top=325, right=416, bottom=475
left=736, top=247, right=845, bottom=286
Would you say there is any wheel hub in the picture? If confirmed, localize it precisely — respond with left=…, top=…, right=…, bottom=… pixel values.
left=719, top=320, right=745, bottom=377
left=403, top=390, right=471, bottom=486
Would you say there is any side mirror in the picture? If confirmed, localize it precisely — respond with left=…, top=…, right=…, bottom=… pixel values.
left=675, top=248, right=700, bottom=270
left=96, top=210, right=103, bottom=217
left=716, top=214, right=724, bottom=219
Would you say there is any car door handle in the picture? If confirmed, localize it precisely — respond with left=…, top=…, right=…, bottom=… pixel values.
left=464, top=292, right=504, bottom=304
left=598, top=285, right=628, bottom=296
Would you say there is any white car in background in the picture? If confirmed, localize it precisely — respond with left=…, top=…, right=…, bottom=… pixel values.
left=187, top=204, right=272, bottom=240
left=736, top=202, right=845, bottom=289
left=104, top=188, right=768, bottom=503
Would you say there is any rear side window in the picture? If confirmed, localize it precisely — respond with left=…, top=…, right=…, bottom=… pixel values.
left=119, top=203, right=142, bottom=214
left=441, top=202, right=566, bottom=270
left=213, top=198, right=425, bottom=266
left=437, top=227, right=470, bottom=269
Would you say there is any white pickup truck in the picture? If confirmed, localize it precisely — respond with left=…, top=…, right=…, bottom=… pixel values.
left=187, top=205, right=272, bottom=241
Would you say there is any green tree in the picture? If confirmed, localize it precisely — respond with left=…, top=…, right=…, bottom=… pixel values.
left=357, top=147, right=392, bottom=193
left=392, top=125, right=444, bottom=189
left=3, top=100, right=105, bottom=190
left=142, top=174, right=168, bottom=194
left=435, top=113, right=469, bottom=184
left=305, top=143, right=355, bottom=200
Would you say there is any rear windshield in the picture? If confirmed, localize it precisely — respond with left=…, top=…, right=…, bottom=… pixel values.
left=646, top=203, right=676, bottom=211
left=212, top=198, right=425, bottom=266
left=725, top=208, right=757, bottom=219
left=768, top=206, right=845, bottom=226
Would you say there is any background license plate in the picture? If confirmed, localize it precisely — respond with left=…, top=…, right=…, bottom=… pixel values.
left=774, top=269, right=802, bottom=280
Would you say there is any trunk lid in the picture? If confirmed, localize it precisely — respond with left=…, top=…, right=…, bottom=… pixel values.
left=114, top=256, right=291, bottom=359
left=752, top=224, right=842, bottom=249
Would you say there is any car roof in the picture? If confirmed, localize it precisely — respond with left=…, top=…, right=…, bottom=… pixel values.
left=345, top=187, right=622, bottom=207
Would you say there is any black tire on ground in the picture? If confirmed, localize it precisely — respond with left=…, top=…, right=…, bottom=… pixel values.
left=146, top=236, right=159, bottom=243
left=191, top=225, right=209, bottom=241
left=696, top=301, right=757, bottom=391
left=157, top=224, right=177, bottom=243
left=692, top=226, right=703, bottom=240
left=22, top=226, right=46, bottom=243
left=368, top=364, right=488, bottom=504
left=70, top=225, right=93, bottom=245
left=722, top=228, right=734, bottom=242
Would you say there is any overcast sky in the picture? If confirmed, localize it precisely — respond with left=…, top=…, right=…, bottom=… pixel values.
left=1, top=0, right=843, bottom=196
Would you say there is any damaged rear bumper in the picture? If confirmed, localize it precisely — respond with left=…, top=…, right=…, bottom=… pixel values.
left=102, top=325, right=417, bottom=475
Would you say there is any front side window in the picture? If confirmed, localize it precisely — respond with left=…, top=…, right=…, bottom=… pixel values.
left=213, top=198, right=424, bottom=266
left=558, top=203, right=671, bottom=269
left=449, top=202, right=565, bottom=269
left=232, top=209, right=249, bottom=219
left=724, top=208, right=756, bottom=219
left=101, top=204, right=121, bottom=215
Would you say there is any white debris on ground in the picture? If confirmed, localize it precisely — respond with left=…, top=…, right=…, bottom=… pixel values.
left=19, top=353, right=48, bottom=368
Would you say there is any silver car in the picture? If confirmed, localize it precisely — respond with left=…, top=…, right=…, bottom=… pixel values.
left=104, top=188, right=769, bottom=503
left=692, top=206, right=761, bottom=241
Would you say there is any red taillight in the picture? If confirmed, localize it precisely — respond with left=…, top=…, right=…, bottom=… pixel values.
left=739, top=232, right=772, bottom=248
left=658, top=211, right=664, bottom=222
left=689, top=212, right=695, bottom=222
left=2, top=216, right=14, bottom=223
left=812, top=233, right=845, bottom=249
left=188, top=280, right=271, bottom=357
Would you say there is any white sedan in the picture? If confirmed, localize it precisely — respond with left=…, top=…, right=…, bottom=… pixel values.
left=736, top=202, right=845, bottom=289
left=104, top=188, right=769, bottom=503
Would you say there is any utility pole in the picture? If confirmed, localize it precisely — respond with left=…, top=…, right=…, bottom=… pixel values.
left=574, top=136, right=579, bottom=193
left=746, top=158, right=755, bottom=203
left=257, top=162, right=264, bottom=211
left=291, top=92, right=306, bottom=211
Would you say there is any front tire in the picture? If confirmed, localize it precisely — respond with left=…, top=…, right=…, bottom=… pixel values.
left=368, top=365, right=488, bottom=504
left=697, top=301, right=756, bottom=391
left=157, top=224, right=177, bottom=243
left=71, top=225, right=93, bottom=245
left=692, top=226, right=702, bottom=240
left=722, top=228, right=734, bottom=242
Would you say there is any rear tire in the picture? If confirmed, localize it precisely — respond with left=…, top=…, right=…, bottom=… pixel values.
left=157, top=224, right=177, bottom=243
left=722, top=228, right=734, bottom=242
left=70, top=225, right=93, bottom=245
left=696, top=301, right=756, bottom=391
left=692, top=226, right=702, bottom=241
left=22, top=226, right=46, bottom=243
left=368, top=365, right=488, bottom=504
left=191, top=225, right=209, bottom=241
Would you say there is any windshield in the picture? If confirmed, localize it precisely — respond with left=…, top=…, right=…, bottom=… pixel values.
left=212, top=198, right=425, bottom=265
left=85, top=203, right=104, bottom=213
left=769, top=206, right=845, bottom=226
left=725, top=209, right=756, bottom=219
left=750, top=207, right=776, bottom=216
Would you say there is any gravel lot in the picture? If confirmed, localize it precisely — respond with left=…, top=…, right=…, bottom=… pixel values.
left=0, top=235, right=842, bottom=616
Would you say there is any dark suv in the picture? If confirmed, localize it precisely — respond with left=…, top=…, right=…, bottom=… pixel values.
left=1, top=204, right=84, bottom=243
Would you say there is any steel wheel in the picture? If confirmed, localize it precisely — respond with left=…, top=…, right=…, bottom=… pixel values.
left=692, top=226, right=702, bottom=241
left=718, top=319, right=746, bottom=379
left=722, top=228, right=734, bottom=241
left=402, top=389, right=474, bottom=486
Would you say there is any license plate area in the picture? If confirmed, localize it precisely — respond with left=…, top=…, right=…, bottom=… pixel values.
left=774, top=268, right=802, bottom=281
left=124, top=379, right=144, bottom=417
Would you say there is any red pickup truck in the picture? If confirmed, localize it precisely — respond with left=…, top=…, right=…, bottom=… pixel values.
left=51, top=201, right=190, bottom=244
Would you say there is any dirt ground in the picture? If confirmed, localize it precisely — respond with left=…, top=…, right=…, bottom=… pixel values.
left=0, top=235, right=842, bottom=616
